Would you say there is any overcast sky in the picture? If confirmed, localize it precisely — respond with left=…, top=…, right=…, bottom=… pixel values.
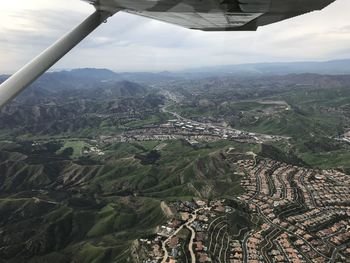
left=0, top=0, right=350, bottom=73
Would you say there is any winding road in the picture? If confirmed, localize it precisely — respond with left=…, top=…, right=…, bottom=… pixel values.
left=161, top=207, right=208, bottom=263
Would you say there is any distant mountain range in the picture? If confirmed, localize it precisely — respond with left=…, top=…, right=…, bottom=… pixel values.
left=56, top=58, right=350, bottom=78
left=1, top=59, right=350, bottom=107
left=2, top=59, right=350, bottom=91
left=59, top=58, right=350, bottom=78
left=182, top=58, right=350, bottom=77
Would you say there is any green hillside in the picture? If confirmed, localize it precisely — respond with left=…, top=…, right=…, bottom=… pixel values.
left=0, top=139, right=251, bottom=262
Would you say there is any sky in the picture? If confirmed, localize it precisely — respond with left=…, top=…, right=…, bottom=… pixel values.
left=0, top=0, right=350, bottom=73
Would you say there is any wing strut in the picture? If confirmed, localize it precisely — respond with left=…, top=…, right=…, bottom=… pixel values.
left=0, top=10, right=114, bottom=108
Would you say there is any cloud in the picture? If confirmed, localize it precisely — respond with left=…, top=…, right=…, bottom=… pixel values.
left=1, top=0, right=350, bottom=73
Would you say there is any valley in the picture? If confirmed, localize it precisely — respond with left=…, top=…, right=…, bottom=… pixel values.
left=0, top=68, right=349, bottom=262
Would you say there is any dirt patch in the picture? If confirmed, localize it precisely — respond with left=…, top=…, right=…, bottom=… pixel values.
left=160, top=201, right=174, bottom=218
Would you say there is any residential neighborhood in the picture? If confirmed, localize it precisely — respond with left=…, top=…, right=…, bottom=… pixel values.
left=100, top=118, right=287, bottom=145
left=137, top=159, right=350, bottom=263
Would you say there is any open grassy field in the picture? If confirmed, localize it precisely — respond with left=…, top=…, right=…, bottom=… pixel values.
left=57, top=140, right=90, bottom=158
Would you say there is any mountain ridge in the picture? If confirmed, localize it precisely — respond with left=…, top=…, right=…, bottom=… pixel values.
left=3, top=58, right=350, bottom=84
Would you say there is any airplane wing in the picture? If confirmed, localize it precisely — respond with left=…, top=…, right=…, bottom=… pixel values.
left=0, top=0, right=337, bottom=108
left=122, top=0, right=334, bottom=32
left=125, top=10, right=264, bottom=31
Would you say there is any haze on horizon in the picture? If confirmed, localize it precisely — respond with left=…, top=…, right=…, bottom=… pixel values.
left=1, top=0, right=350, bottom=73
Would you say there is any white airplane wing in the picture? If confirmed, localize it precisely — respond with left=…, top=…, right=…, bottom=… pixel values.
left=101, top=0, right=335, bottom=31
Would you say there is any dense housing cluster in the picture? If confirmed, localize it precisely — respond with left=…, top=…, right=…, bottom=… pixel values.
left=237, top=159, right=350, bottom=262
left=138, top=159, right=350, bottom=262
left=100, top=118, right=285, bottom=145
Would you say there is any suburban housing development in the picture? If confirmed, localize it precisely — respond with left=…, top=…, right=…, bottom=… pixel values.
left=138, top=159, right=350, bottom=263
